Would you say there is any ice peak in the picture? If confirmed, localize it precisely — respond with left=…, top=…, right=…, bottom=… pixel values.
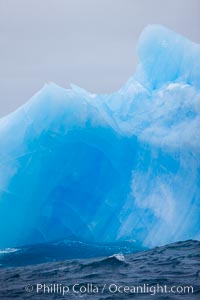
left=136, top=24, right=200, bottom=89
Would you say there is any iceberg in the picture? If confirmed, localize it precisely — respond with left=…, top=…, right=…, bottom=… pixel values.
left=0, top=25, right=200, bottom=248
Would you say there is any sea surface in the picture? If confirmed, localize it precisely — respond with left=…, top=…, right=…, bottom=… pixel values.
left=0, top=240, right=199, bottom=299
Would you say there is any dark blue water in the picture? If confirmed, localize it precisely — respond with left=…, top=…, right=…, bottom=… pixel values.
left=0, top=240, right=199, bottom=299
left=0, top=240, right=143, bottom=268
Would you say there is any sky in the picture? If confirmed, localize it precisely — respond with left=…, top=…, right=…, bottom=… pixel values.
left=0, top=0, right=200, bottom=117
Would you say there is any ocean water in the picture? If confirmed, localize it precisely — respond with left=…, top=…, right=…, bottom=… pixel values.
left=0, top=240, right=199, bottom=299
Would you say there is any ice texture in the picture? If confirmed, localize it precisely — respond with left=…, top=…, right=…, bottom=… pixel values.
left=0, top=25, right=200, bottom=248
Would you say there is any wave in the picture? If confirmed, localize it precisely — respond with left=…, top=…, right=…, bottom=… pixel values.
left=0, top=240, right=199, bottom=299
left=0, top=239, right=141, bottom=268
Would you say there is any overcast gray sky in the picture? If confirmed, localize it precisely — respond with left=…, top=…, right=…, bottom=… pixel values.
left=0, top=0, right=200, bottom=117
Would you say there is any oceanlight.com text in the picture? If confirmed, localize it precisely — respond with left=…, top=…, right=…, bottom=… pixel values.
left=24, top=282, right=194, bottom=296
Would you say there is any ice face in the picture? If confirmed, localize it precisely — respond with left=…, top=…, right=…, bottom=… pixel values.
left=0, top=25, right=199, bottom=248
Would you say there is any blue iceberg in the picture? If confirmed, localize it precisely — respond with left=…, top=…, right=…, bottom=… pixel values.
left=0, top=25, right=200, bottom=249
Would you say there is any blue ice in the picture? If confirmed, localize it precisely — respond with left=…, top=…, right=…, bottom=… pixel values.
left=0, top=25, right=200, bottom=248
